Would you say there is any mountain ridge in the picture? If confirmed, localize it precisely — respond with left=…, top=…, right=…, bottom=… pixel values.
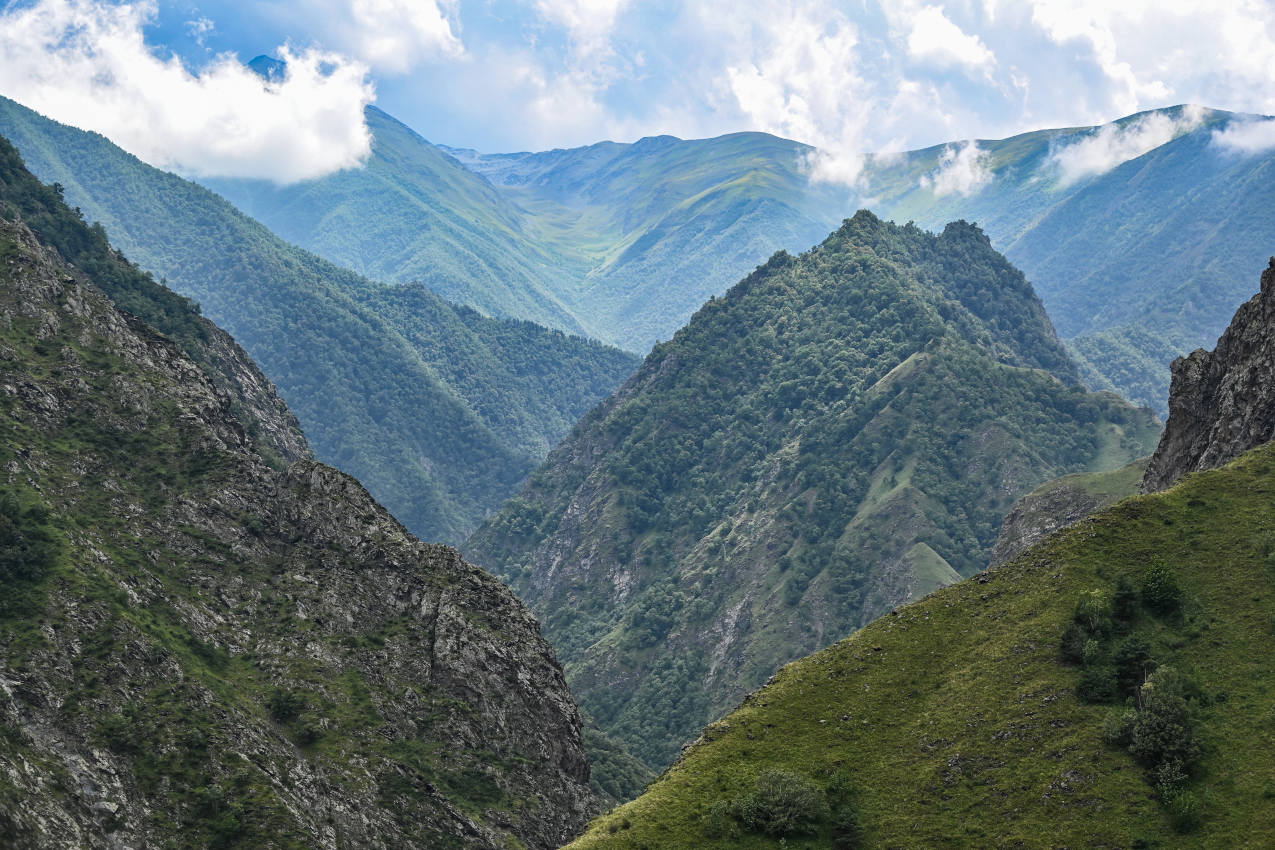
left=466, top=212, right=1158, bottom=770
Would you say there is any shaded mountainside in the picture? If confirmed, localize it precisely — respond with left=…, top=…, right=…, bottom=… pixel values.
left=449, top=132, right=844, bottom=351
left=990, top=457, right=1148, bottom=567
left=222, top=102, right=1273, bottom=413
left=0, top=182, right=593, bottom=846
left=465, top=212, right=1159, bottom=771
left=205, top=105, right=589, bottom=336
left=1143, top=258, right=1275, bottom=492
left=0, top=99, right=639, bottom=544
left=565, top=440, right=1275, bottom=848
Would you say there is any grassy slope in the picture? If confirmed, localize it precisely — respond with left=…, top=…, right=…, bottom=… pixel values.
left=205, top=107, right=590, bottom=335
left=567, top=442, right=1275, bottom=848
left=0, top=99, right=638, bottom=544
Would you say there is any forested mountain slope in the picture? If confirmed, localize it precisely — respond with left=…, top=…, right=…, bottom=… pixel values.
left=563, top=255, right=1275, bottom=849
left=0, top=98, right=639, bottom=544
left=566, top=440, right=1275, bottom=848
left=219, top=100, right=1274, bottom=414
left=0, top=155, right=594, bottom=848
left=205, top=105, right=588, bottom=335
left=466, top=213, right=1159, bottom=770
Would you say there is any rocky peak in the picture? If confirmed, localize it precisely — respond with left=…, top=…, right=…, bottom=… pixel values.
left=0, top=206, right=593, bottom=847
left=1143, top=258, right=1275, bottom=492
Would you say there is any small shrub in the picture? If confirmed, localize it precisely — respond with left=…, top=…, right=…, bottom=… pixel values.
left=1074, top=590, right=1112, bottom=636
left=1076, top=665, right=1117, bottom=703
left=267, top=688, right=304, bottom=723
left=1112, top=575, right=1139, bottom=625
left=1142, top=563, right=1182, bottom=615
left=703, top=800, right=739, bottom=839
left=1101, top=708, right=1137, bottom=747
left=1112, top=636, right=1155, bottom=697
left=737, top=769, right=827, bottom=837
left=1129, top=667, right=1199, bottom=771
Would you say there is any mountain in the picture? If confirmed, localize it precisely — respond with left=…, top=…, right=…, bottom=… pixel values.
left=564, top=441, right=1275, bottom=848
left=0, top=96, right=639, bottom=544
left=446, top=132, right=845, bottom=351
left=1143, top=257, right=1275, bottom=492
left=560, top=254, right=1275, bottom=850
left=205, top=105, right=589, bottom=336
left=866, top=106, right=1275, bottom=415
left=0, top=149, right=593, bottom=848
left=214, top=101, right=1275, bottom=415
left=465, top=212, right=1160, bottom=770
left=989, top=457, right=1148, bottom=567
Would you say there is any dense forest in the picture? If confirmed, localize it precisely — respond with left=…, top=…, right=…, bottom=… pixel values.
left=467, top=212, right=1160, bottom=770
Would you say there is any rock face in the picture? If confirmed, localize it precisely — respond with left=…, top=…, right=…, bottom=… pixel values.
left=1143, top=259, right=1275, bottom=492
left=990, top=458, right=1148, bottom=566
left=0, top=209, right=592, bottom=845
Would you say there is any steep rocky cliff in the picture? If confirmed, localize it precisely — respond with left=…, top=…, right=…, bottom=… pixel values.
left=1143, top=258, right=1275, bottom=492
left=989, top=457, right=1148, bottom=566
left=0, top=197, right=592, bottom=843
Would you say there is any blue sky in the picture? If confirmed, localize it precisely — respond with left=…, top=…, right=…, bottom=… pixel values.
left=2, top=0, right=1274, bottom=182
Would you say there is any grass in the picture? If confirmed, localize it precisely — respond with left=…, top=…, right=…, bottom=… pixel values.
left=566, top=442, right=1275, bottom=848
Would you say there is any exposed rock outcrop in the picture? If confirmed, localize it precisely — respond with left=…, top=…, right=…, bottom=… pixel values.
left=1143, top=258, right=1275, bottom=492
left=990, top=458, right=1148, bottom=566
left=0, top=210, right=592, bottom=848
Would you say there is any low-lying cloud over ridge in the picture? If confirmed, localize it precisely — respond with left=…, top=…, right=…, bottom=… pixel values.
left=1047, top=105, right=1205, bottom=185
left=0, top=0, right=376, bottom=183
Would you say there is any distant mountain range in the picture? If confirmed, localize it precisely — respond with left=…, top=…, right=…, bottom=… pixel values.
left=0, top=95, right=639, bottom=545
left=205, top=100, right=1274, bottom=416
left=466, top=211, right=1159, bottom=770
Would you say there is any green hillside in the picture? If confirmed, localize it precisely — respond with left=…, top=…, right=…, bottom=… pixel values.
left=452, top=106, right=1275, bottom=412
left=566, top=439, right=1275, bottom=849
left=0, top=98, right=638, bottom=544
left=466, top=212, right=1160, bottom=772
left=205, top=106, right=589, bottom=335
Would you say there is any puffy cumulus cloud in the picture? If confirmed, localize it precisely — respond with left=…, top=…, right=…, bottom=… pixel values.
left=1048, top=105, right=1205, bottom=184
left=906, top=5, right=995, bottom=72
left=1023, top=0, right=1275, bottom=118
left=1211, top=118, right=1275, bottom=155
left=535, top=0, right=630, bottom=57
left=0, top=0, right=375, bottom=183
left=720, top=3, right=872, bottom=186
left=921, top=140, right=992, bottom=196
left=291, top=0, right=463, bottom=74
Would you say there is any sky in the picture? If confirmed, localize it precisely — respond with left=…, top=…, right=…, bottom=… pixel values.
left=1, top=0, right=1274, bottom=184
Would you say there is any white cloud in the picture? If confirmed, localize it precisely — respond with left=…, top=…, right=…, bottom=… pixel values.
left=535, top=0, right=630, bottom=56
left=347, top=0, right=463, bottom=72
left=906, top=5, right=995, bottom=72
left=721, top=3, right=871, bottom=186
left=921, top=140, right=992, bottom=196
left=283, top=0, right=464, bottom=74
left=0, top=0, right=375, bottom=183
left=1048, top=105, right=1205, bottom=184
left=1211, top=117, right=1275, bottom=155
left=1024, top=0, right=1275, bottom=118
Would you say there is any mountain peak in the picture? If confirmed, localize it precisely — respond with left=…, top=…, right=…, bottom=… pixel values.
left=247, top=54, right=287, bottom=82
left=1143, top=258, right=1275, bottom=491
